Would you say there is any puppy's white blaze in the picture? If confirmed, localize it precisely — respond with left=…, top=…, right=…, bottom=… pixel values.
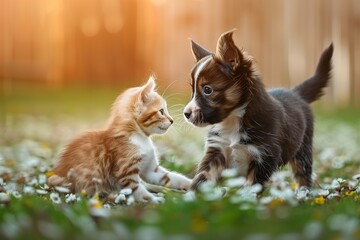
left=193, top=56, right=212, bottom=82
left=247, top=145, right=263, bottom=163
left=184, top=56, right=212, bottom=124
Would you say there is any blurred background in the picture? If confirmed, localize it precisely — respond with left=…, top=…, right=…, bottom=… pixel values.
left=1, top=0, right=359, bottom=113
left=1, top=2, right=360, bottom=238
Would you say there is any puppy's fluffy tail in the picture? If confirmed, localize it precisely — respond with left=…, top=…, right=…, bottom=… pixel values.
left=293, top=43, right=333, bottom=103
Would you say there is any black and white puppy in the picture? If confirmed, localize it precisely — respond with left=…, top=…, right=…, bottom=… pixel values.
left=184, top=30, right=333, bottom=190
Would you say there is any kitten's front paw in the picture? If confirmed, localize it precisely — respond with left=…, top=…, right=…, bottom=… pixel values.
left=140, top=194, right=164, bottom=204
left=134, top=189, right=164, bottom=204
left=150, top=195, right=165, bottom=204
left=181, top=179, right=192, bottom=191
left=175, top=176, right=192, bottom=191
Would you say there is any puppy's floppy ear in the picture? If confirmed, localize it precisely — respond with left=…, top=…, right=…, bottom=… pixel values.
left=215, top=29, right=242, bottom=70
left=190, top=39, right=212, bottom=62
left=140, top=75, right=156, bottom=103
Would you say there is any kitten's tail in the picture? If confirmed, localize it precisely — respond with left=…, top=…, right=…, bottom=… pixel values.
left=293, top=43, right=333, bottom=103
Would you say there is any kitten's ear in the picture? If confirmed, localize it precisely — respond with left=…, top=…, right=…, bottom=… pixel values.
left=190, top=39, right=212, bottom=62
left=215, top=29, right=243, bottom=70
left=140, top=75, right=156, bottom=103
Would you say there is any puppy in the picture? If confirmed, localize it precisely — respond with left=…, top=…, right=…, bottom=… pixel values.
left=184, top=30, right=333, bottom=190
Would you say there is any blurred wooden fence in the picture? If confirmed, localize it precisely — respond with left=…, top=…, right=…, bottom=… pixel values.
left=1, top=0, right=359, bottom=105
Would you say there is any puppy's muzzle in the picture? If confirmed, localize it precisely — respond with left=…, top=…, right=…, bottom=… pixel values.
left=184, top=111, right=191, bottom=119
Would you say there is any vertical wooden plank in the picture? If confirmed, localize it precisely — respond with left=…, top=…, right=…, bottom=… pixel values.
left=331, top=0, right=351, bottom=106
left=350, top=0, right=360, bottom=105
left=0, top=0, right=14, bottom=89
left=44, top=0, right=66, bottom=86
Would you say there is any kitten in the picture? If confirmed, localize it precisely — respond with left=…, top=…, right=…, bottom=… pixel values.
left=184, top=30, right=333, bottom=190
left=48, top=76, right=191, bottom=203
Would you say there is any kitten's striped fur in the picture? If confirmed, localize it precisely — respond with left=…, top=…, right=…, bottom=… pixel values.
left=49, top=76, right=191, bottom=203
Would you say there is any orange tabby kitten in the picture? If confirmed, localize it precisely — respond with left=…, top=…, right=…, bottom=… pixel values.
left=48, top=76, right=191, bottom=203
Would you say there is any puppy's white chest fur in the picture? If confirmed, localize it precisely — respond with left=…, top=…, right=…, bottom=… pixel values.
left=210, top=106, right=262, bottom=176
left=212, top=106, right=248, bottom=146
left=214, top=115, right=242, bottom=147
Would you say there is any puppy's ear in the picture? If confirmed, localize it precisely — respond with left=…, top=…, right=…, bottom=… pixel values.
left=140, top=75, right=156, bottom=103
left=215, top=30, right=242, bottom=70
left=190, top=40, right=212, bottom=62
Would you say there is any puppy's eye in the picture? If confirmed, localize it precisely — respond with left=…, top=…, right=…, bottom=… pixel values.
left=159, top=109, right=164, bottom=115
left=203, top=85, right=213, bottom=95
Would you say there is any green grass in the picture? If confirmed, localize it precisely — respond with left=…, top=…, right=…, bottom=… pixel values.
left=1, top=84, right=119, bottom=118
left=1, top=190, right=360, bottom=239
left=1, top=85, right=360, bottom=240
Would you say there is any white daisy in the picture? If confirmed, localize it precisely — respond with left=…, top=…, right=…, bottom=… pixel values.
left=115, top=193, right=126, bottom=204
left=50, top=192, right=62, bottom=204
left=12, top=191, right=22, bottom=199
left=120, top=188, right=132, bottom=195
left=183, top=191, right=196, bottom=202
left=221, top=168, right=238, bottom=178
left=224, top=177, right=246, bottom=188
left=38, top=174, right=47, bottom=185
left=352, top=173, right=360, bottom=180
left=88, top=199, right=110, bottom=218
left=0, top=192, right=10, bottom=204
left=36, top=189, right=48, bottom=195
left=55, top=186, right=70, bottom=193
left=23, top=186, right=35, bottom=195
left=65, top=193, right=79, bottom=203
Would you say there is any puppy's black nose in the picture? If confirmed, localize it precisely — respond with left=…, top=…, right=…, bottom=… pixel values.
left=184, top=112, right=191, bottom=119
left=170, top=119, right=174, bottom=124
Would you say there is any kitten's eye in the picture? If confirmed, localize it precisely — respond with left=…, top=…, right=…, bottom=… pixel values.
left=159, top=109, right=164, bottom=115
left=203, top=85, right=213, bottom=96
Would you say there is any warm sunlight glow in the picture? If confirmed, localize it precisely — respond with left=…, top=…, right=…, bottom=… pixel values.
left=102, top=0, right=124, bottom=33
left=81, top=17, right=101, bottom=37
left=1, top=0, right=359, bottom=104
left=150, top=0, right=167, bottom=6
